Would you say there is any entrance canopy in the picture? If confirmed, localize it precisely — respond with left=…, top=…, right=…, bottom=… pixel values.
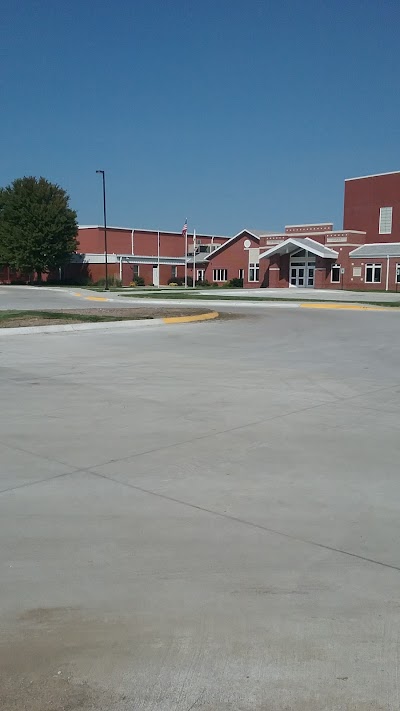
left=259, top=237, right=338, bottom=260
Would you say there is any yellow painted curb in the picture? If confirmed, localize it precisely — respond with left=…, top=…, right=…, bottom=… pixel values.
left=163, top=311, right=219, bottom=324
left=85, top=296, right=109, bottom=302
left=300, top=302, right=389, bottom=312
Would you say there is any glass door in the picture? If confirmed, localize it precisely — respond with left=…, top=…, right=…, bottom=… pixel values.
left=290, top=265, right=305, bottom=286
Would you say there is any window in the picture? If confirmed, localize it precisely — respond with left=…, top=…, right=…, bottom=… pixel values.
left=379, top=207, right=393, bottom=234
left=132, top=264, right=139, bottom=278
left=197, top=269, right=205, bottom=281
left=331, top=264, right=341, bottom=283
left=365, top=263, right=382, bottom=283
left=396, top=264, right=400, bottom=284
left=171, top=266, right=177, bottom=279
left=249, top=263, right=259, bottom=282
left=238, top=269, right=244, bottom=280
left=213, top=268, right=227, bottom=282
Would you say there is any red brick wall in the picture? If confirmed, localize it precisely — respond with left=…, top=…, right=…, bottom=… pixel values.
left=64, top=262, right=120, bottom=284
left=133, top=231, right=227, bottom=258
left=77, top=228, right=133, bottom=254
left=346, top=256, right=400, bottom=291
left=343, top=173, right=400, bottom=243
left=204, top=232, right=260, bottom=286
left=266, top=254, right=291, bottom=287
left=133, top=231, right=183, bottom=257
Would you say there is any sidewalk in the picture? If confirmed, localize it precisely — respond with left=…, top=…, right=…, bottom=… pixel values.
left=115, top=287, right=400, bottom=303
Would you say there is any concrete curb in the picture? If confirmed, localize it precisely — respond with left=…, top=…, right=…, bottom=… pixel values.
left=0, top=311, right=219, bottom=337
left=107, top=298, right=302, bottom=309
left=299, top=302, right=395, bottom=312
left=112, top=298, right=399, bottom=312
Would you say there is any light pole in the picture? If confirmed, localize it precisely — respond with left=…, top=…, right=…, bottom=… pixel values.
left=96, top=170, right=109, bottom=290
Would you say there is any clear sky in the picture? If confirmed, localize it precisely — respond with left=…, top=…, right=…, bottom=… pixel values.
left=1, top=0, right=399, bottom=235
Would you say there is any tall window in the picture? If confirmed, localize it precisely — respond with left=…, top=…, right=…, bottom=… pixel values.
left=132, top=264, right=139, bottom=278
left=171, top=266, right=177, bottom=279
left=396, top=265, right=400, bottom=284
left=379, top=207, right=393, bottom=234
left=365, top=263, right=382, bottom=283
left=213, top=269, right=227, bottom=282
left=197, top=269, right=205, bottom=281
left=331, top=264, right=341, bottom=283
left=238, top=269, right=244, bottom=280
left=249, top=263, right=259, bottom=282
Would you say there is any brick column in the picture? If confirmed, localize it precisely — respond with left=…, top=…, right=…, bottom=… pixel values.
left=314, top=257, right=327, bottom=289
left=268, top=255, right=281, bottom=287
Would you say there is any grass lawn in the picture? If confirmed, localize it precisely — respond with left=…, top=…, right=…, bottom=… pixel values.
left=0, top=310, right=135, bottom=325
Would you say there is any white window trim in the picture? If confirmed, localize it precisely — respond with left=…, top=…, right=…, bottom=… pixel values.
left=379, top=207, right=393, bottom=235
left=213, top=268, right=228, bottom=282
left=396, top=264, right=400, bottom=284
left=248, top=263, right=260, bottom=282
left=196, top=269, right=205, bottom=281
left=365, top=263, right=382, bottom=284
left=331, top=264, right=341, bottom=283
left=238, top=269, right=244, bottom=280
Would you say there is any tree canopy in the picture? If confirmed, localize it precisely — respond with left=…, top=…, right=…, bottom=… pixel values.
left=0, top=176, right=78, bottom=277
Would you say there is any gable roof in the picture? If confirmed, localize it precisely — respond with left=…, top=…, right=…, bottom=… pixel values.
left=259, top=237, right=338, bottom=260
left=204, top=229, right=260, bottom=261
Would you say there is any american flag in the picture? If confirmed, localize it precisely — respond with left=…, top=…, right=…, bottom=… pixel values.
left=182, top=219, right=188, bottom=237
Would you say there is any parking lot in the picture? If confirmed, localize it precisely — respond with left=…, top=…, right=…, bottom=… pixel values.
left=1, top=305, right=400, bottom=710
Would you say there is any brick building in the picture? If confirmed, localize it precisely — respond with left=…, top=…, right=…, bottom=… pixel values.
left=69, top=227, right=229, bottom=286
left=255, top=171, right=400, bottom=291
left=4, top=170, right=399, bottom=290
left=68, top=171, right=399, bottom=291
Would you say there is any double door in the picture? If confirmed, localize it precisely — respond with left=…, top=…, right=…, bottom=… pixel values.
left=290, top=263, right=314, bottom=288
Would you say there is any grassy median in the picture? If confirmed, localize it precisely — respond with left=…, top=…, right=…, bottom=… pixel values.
left=0, top=308, right=218, bottom=328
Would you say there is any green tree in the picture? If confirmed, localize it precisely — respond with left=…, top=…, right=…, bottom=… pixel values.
left=0, top=176, right=78, bottom=280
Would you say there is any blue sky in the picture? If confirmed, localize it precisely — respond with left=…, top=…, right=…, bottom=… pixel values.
left=1, top=1, right=399, bottom=235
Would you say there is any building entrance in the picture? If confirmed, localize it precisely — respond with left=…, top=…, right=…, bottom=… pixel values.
left=290, top=252, right=315, bottom=287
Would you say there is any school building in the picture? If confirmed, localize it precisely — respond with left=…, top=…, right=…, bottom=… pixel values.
left=68, top=170, right=400, bottom=291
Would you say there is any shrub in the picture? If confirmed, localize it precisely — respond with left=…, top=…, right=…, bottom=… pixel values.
left=167, top=276, right=193, bottom=287
left=196, top=279, right=211, bottom=287
left=129, top=276, right=145, bottom=287
left=227, top=277, right=243, bottom=288
left=94, top=275, right=122, bottom=288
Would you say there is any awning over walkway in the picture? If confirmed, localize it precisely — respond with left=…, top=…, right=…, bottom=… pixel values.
left=259, top=237, right=338, bottom=260
left=349, top=243, right=400, bottom=258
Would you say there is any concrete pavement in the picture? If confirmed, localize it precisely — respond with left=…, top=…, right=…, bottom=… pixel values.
left=1, top=284, right=400, bottom=313
left=1, top=308, right=400, bottom=709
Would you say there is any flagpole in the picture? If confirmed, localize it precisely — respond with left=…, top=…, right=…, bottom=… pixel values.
left=184, top=224, right=188, bottom=288
left=157, top=230, right=160, bottom=289
left=192, top=229, right=196, bottom=288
